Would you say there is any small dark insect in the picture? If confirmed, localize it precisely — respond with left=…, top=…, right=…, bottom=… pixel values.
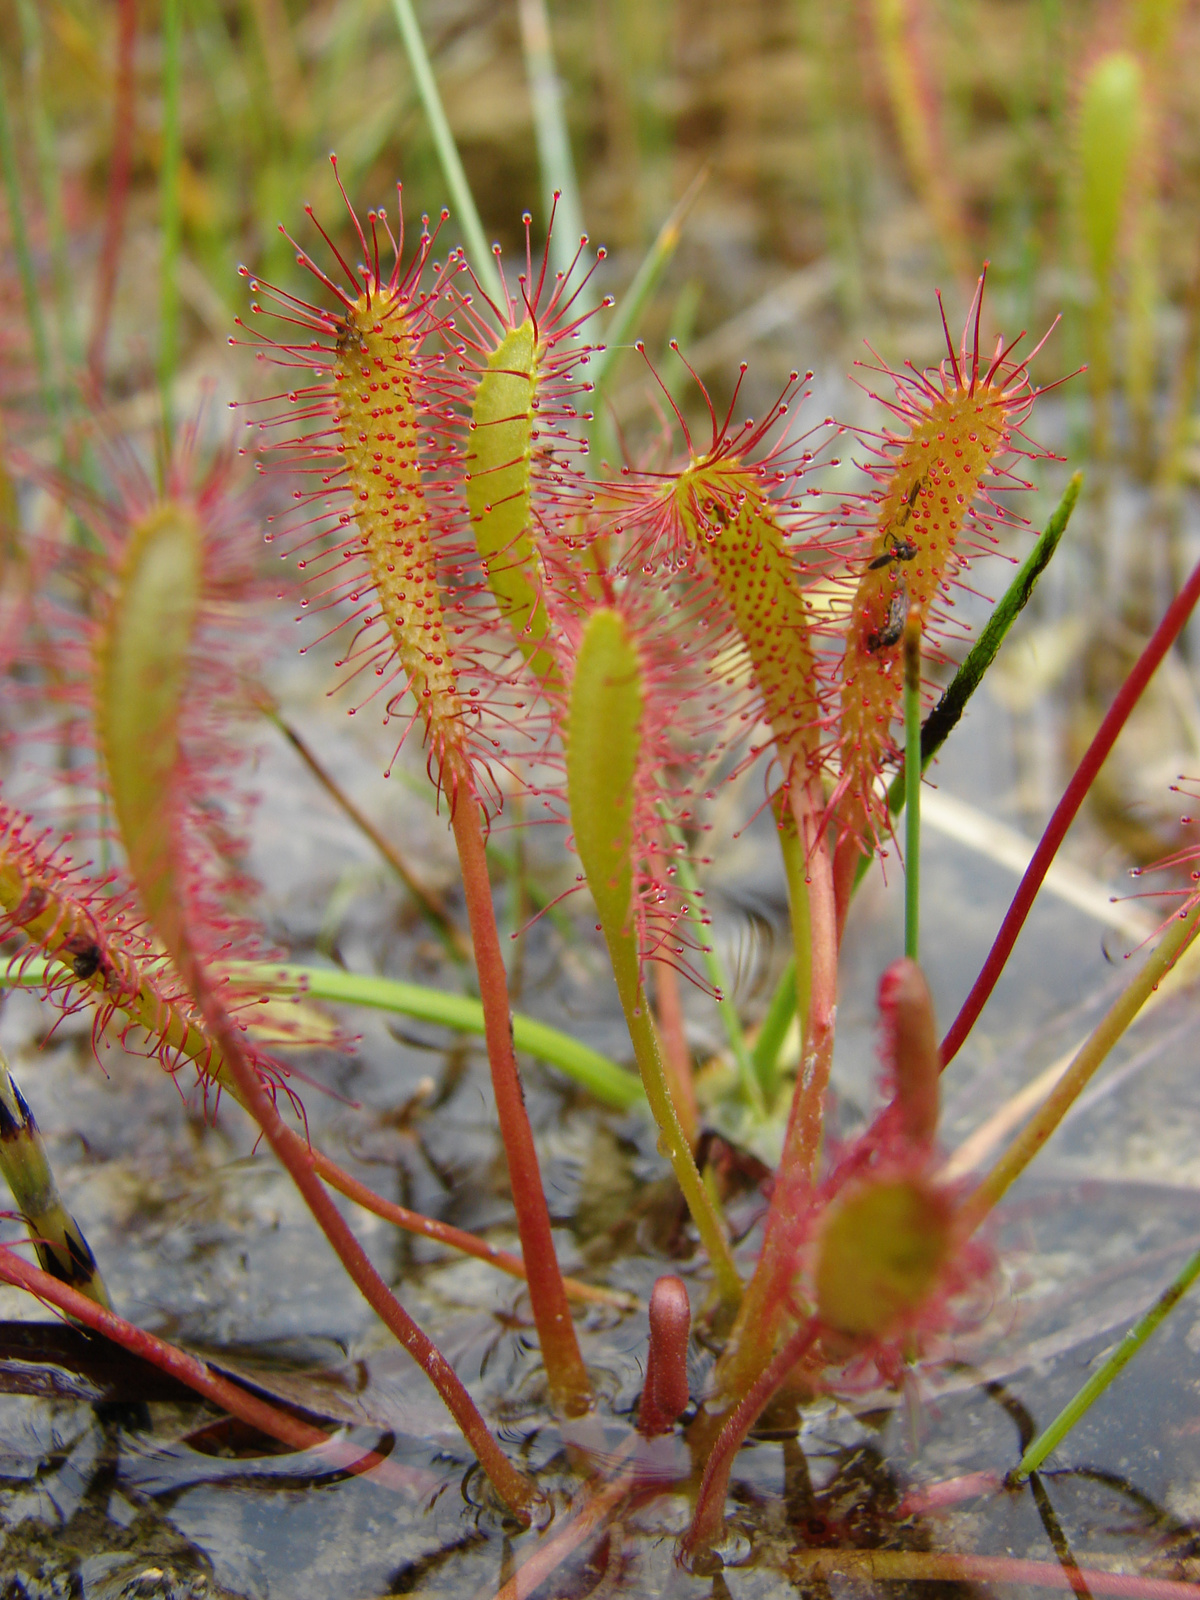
left=60, top=935, right=103, bottom=981
left=898, top=474, right=925, bottom=520
left=335, top=311, right=368, bottom=357
left=866, top=575, right=909, bottom=653
left=867, top=477, right=926, bottom=568
left=868, top=536, right=919, bottom=570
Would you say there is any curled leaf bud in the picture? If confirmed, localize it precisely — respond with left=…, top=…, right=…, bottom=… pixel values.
left=639, top=1274, right=691, bottom=1436
left=878, top=957, right=940, bottom=1150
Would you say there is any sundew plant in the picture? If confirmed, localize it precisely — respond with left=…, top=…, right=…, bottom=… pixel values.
left=5, top=3, right=1200, bottom=1595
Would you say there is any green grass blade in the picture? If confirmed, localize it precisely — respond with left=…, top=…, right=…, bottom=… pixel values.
left=749, top=958, right=796, bottom=1090
left=912, top=472, right=1082, bottom=777
left=0, top=53, right=56, bottom=422
left=516, top=0, right=584, bottom=282
left=159, top=0, right=183, bottom=428
left=0, top=957, right=644, bottom=1113
left=388, top=0, right=503, bottom=305
left=590, top=167, right=708, bottom=410
left=1013, top=1243, right=1200, bottom=1481
left=665, top=822, right=763, bottom=1114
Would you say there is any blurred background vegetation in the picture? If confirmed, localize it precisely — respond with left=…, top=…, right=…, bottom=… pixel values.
left=7, top=0, right=1200, bottom=877
left=5, top=0, right=1199, bottom=462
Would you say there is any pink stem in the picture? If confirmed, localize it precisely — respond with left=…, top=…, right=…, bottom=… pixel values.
left=941, top=551, right=1200, bottom=1067
left=191, top=969, right=538, bottom=1520
left=781, top=775, right=839, bottom=1179
left=684, top=1317, right=820, bottom=1556
left=714, top=782, right=835, bottom=1394
left=309, top=1147, right=625, bottom=1307
left=0, top=1245, right=427, bottom=1495
left=87, top=0, right=137, bottom=390
left=449, top=771, right=592, bottom=1415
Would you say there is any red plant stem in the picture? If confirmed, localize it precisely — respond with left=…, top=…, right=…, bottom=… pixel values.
left=941, top=552, right=1200, bottom=1067
left=489, top=1452, right=638, bottom=1600
left=309, top=1148, right=630, bottom=1308
left=684, top=1317, right=820, bottom=1555
left=711, top=782, right=836, bottom=1399
left=87, top=0, right=137, bottom=389
left=0, top=1245, right=429, bottom=1495
left=192, top=975, right=538, bottom=1520
left=781, top=783, right=839, bottom=1179
left=448, top=770, right=593, bottom=1415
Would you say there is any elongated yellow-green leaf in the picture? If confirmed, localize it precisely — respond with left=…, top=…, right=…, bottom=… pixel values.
left=565, top=608, right=742, bottom=1303
left=96, top=503, right=201, bottom=960
left=466, top=320, right=560, bottom=689
left=566, top=607, right=643, bottom=1003
left=337, top=291, right=466, bottom=754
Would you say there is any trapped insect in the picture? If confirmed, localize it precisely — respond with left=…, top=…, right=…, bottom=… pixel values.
left=866, top=573, right=910, bottom=652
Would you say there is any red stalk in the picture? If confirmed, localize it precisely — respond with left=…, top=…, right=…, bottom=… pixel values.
left=448, top=761, right=593, bottom=1415
left=941, top=551, right=1200, bottom=1066
left=711, top=781, right=836, bottom=1398
left=87, top=0, right=137, bottom=389
left=309, top=1148, right=628, bottom=1308
left=684, top=1317, right=820, bottom=1555
left=188, top=964, right=538, bottom=1520
left=0, top=1245, right=427, bottom=1496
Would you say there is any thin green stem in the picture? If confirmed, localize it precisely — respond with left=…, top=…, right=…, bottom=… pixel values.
left=388, top=0, right=503, bottom=304
left=624, top=982, right=743, bottom=1306
left=1, top=955, right=644, bottom=1113
left=749, top=959, right=797, bottom=1094
left=666, top=823, right=762, bottom=1113
left=516, top=0, right=584, bottom=282
left=960, top=899, right=1200, bottom=1234
left=1013, top=1244, right=1200, bottom=1482
left=159, top=0, right=183, bottom=428
left=0, top=52, right=56, bottom=422
left=903, top=614, right=922, bottom=961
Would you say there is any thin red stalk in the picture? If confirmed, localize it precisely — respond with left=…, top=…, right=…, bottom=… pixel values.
left=190, top=968, right=537, bottom=1519
left=448, top=763, right=592, bottom=1415
left=87, top=0, right=137, bottom=389
left=309, top=1148, right=630, bottom=1309
left=705, top=780, right=837, bottom=1401
left=0, top=1245, right=427, bottom=1494
left=941, top=552, right=1200, bottom=1066
left=780, top=781, right=839, bottom=1177
left=684, top=1317, right=820, bottom=1554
